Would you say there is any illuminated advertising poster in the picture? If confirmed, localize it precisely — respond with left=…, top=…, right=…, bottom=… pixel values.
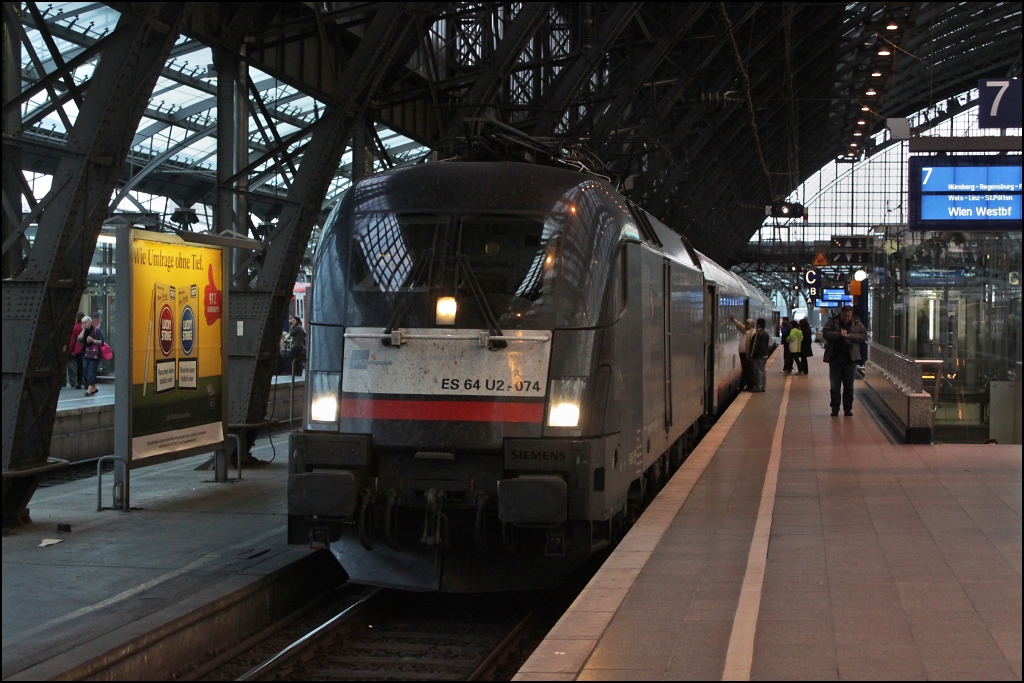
left=129, top=230, right=224, bottom=459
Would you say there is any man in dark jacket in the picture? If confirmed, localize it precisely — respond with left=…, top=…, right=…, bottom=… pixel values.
left=779, top=317, right=793, bottom=374
left=822, top=305, right=868, bottom=416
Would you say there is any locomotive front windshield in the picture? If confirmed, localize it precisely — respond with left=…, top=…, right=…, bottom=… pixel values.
left=315, top=211, right=613, bottom=330
left=312, top=165, right=632, bottom=331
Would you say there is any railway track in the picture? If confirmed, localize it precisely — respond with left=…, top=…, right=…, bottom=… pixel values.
left=183, top=586, right=551, bottom=682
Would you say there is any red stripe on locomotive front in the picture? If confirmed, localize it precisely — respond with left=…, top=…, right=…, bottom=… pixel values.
left=340, top=398, right=544, bottom=423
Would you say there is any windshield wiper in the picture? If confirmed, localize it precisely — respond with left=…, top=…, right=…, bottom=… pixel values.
left=382, top=248, right=433, bottom=343
left=457, top=253, right=506, bottom=349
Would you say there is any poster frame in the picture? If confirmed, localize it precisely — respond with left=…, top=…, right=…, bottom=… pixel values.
left=114, top=226, right=229, bottom=472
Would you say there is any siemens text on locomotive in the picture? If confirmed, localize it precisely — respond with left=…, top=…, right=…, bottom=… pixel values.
left=288, top=161, right=774, bottom=591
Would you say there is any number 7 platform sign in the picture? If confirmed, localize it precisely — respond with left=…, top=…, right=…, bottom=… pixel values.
left=978, top=79, right=1021, bottom=129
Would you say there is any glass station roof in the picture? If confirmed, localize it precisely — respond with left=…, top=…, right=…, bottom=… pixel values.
left=17, top=2, right=433, bottom=235
left=752, top=89, right=1023, bottom=244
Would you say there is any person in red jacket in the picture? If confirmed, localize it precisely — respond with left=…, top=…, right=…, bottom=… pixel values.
left=67, top=312, right=85, bottom=390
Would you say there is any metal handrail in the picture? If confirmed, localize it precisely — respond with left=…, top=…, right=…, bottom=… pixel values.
left=866, top=343, right=944, bottom=430
left=289, top=356, right=303, bottom=424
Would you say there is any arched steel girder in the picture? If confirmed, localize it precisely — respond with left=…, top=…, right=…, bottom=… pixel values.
left=585, top=3, right=709, bottom=140
left=225, top=3, right=442, bottom=439
left=129, top=75, right=302, bottom=148
left=624, top=5, right=763, bottom=197
left=2, top=2, right=190, bottom=524
left=529, top=2, right=643, bottom=137
left=635, top=8, right=841, bottom=247
left=108, top=123, right=218, bottom=209
left=440, top=2, right=553, bottom=140
left=885, top=5, right=1022, bottom=117
left=633, top=19, right=783, bottom=205
left=606, top=3, right=766, bottom=152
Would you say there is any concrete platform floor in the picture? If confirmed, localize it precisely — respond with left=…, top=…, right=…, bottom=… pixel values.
left=1, top=437, right=305, bottom=680
left=516, top=350, right=1022, bottom=681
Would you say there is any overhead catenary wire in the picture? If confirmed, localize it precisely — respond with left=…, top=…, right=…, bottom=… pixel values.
left=719, top=2, right=775, bottom=201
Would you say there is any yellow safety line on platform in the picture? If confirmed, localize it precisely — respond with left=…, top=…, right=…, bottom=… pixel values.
left=722, top=373, right=792, bottom=681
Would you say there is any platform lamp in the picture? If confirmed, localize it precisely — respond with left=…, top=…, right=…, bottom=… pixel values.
left=170, top=207, right=199, bottom=228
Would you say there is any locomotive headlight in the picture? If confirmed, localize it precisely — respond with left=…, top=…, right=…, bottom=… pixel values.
left=308, top=371, right=341, bottom=426
left=436, top=296, right=457, bottom=325
left=546, top=378, right=586, bottom=428
left=311, top=395, right=338, bottom=423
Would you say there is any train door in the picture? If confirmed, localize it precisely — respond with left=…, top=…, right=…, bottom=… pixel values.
left=641, top=249, right=667, bottom=463
left=704, top=283, right=716, bottom=414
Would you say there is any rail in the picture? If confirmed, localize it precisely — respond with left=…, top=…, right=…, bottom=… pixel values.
left=236, top=588, right=384, bottom=681
left=866, top=343, right=944, bottom=431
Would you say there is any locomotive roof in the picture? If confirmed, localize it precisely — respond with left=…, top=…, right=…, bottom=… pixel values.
left=348, top=161, right=618, bottom=214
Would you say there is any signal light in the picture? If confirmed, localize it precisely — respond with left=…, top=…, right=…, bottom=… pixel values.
left=766, top=201, right=805, bottom=218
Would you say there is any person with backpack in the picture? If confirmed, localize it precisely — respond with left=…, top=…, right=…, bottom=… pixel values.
left=748, top=318, right=771, bottom=392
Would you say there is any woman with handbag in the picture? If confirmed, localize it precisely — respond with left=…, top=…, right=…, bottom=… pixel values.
left=79, top=316, right=105, bottom=396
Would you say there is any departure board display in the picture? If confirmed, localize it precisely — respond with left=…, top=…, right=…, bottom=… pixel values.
left=908, top=156, right=1022, bottom=231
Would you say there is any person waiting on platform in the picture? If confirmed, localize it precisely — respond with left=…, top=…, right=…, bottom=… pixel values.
left=797, top=318, right=813, bottom=374
left=779, top=317, right=794, bottom=374
left=786, top=321, right=804, bottom=376
left=728, top=314, right=755, bottom=391
left=78, top=316, right=104, bottom=396
left=67, top=312, right=85, bottom=389
left=279, top=315, right=306, bottom=375
left=823, top=305, right=867, bottom=416
left=748, top=318, right=771, bottom=392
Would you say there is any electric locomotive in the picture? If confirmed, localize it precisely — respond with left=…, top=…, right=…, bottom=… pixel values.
left=288, top=161, right=773, bottom=591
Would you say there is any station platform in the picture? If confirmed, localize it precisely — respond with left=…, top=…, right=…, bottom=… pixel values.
left=1, top=436, right=334, bottom=681
left=516, top=350, right=1022, bottom=681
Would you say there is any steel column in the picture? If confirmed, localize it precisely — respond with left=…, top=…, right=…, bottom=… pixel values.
left=2, top=4, right=22, bottom=278
left=226, top=4, right=424, bottom=452
left=1, top=3, right=189, bottom=524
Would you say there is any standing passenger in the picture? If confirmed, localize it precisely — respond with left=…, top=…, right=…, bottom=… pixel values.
left=787, top=322, right=804, bottom=376
left=67, top=312, right=85, bottom=389
left=729, top=314, right=754, bottom=391
left=779, top=317, right=793, bottom=374
left=798, top=318, right=813, bottom=374
left=823, top=305, right=867, bottom=416
left=79, top=316, right=104, bottom=396
left=748, top=318, right=771, bottom=392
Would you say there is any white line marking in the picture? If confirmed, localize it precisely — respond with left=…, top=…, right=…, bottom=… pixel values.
left=722, top=374, right=792, bottom=681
